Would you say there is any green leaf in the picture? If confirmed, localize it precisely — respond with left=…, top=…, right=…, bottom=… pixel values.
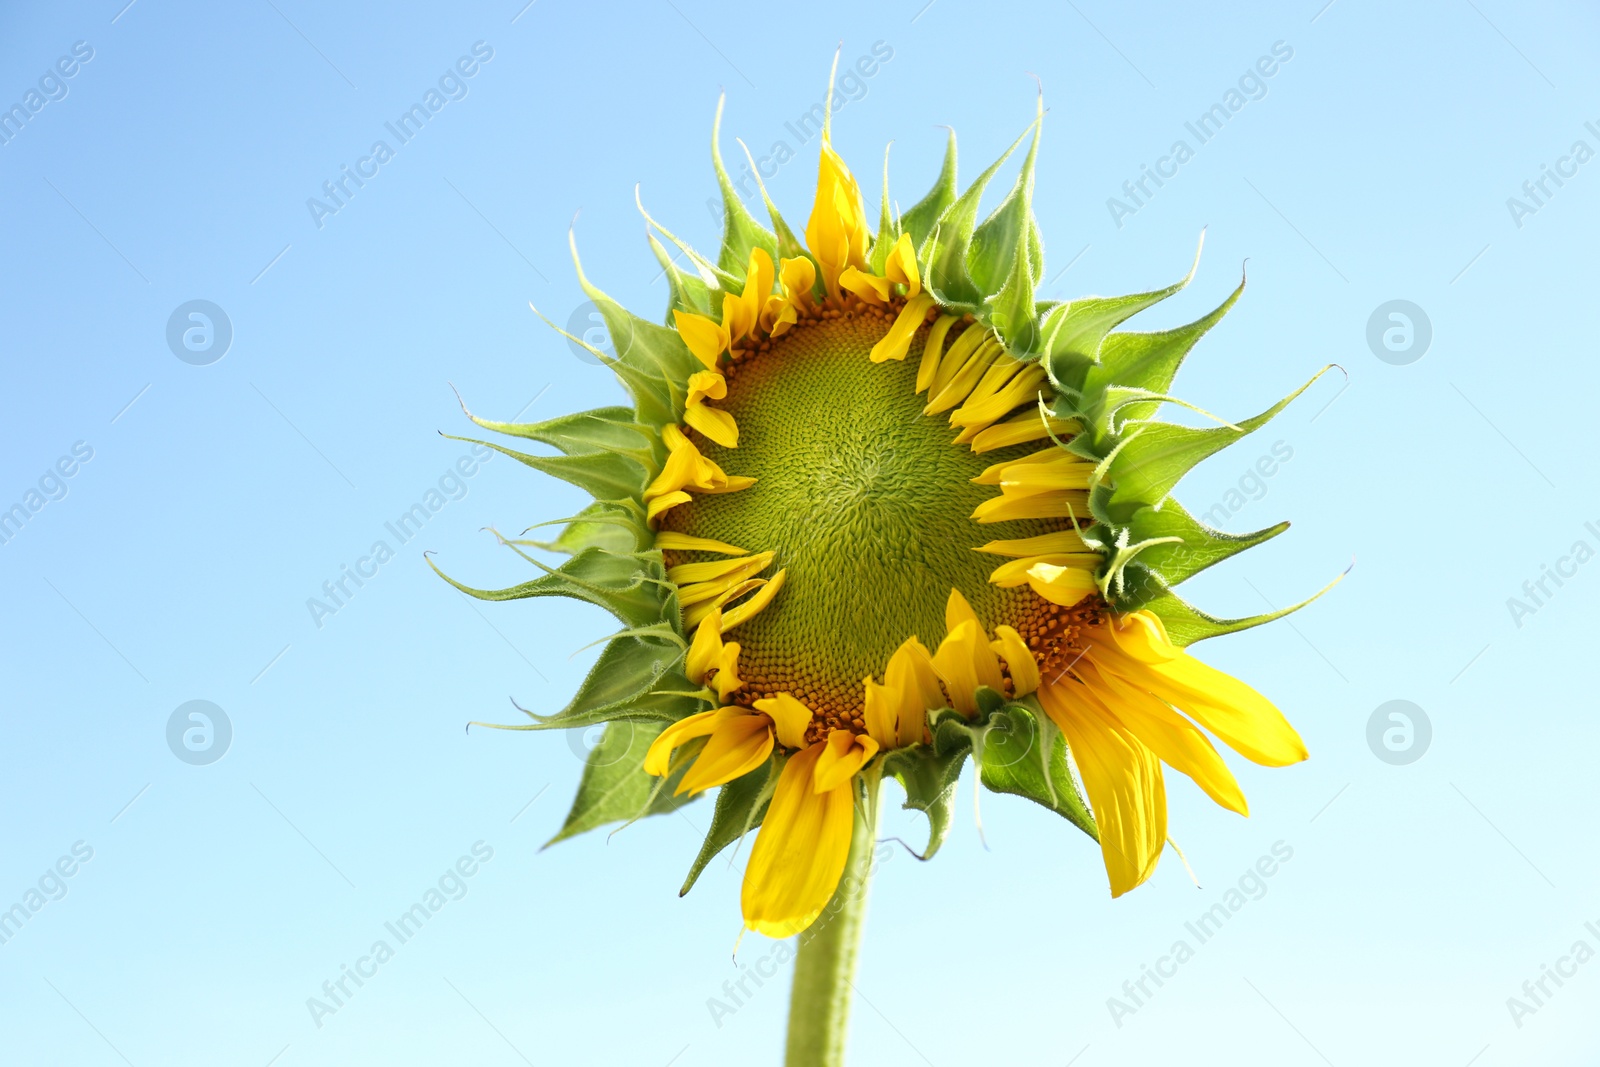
left=977, top=703, right=1096, bottom=840
left=1139, top=566, right=1347, bottom=648
left=546, top=720, right=696, bottom=846
left=460, top=404, right=654, bottom=461
left=900, top=128, right=957, bottom=254
left=568, top=231, right=699, bottom=427
left=969, top=94, right=1043, bottom=298
left=711, top=93, right=778, bottom=277
left=1103, top=367, right=1331, bottom=522
left=920, top=123, right=1032, bottom=310
left=1042, top=231, right=1205, bottom=393
left=868, top=145, right=899, bottom=275
left=520, top=502, right=645, bottom=556
left=986, top=217, right=1042, bottom=357
left=679, top=760, right=776, bottom=895
left=428, top=546, right=670, bottom=630
left=480, top=636, right=693, bottom=732
left=1109, top=499, right=1288, bottom=608
left=1078, top=273, right=1245, bottom=441
left=650, top=232, right=716, bottom=319
left=881, top=743, right=969, bottom=861
left=440, top=433, right=646, bottom=503
left=733, top=139, right=809, bottom=265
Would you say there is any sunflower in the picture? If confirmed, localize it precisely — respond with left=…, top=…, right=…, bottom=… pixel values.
left=439, top=65, right=1334, bottom=942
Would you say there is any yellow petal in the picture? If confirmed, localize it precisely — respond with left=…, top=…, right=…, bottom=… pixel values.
left=972, top=490, right=1093, bottom=523
left=932, top=620, right=993, bottom=716
left=741, top=742, right=856, bottom=937
left=643, top=709, right=722, bottom=777
left=805, top=142, right=870, bottom=297
left=970, top=410, right=1080, bottom=453
left=779, top=255, right=817, bottom=314
left=721, top=567, right=787, bottom=630
left=870, top=293, right=937, bottom=363
left=668, top=551, right=776, bottom=587
left=677, top=708, right=774, bottom=796
left=752, top=692, right=814, bottom=750
left=944, top=587, right=981, bottom=633
left=684, top=606, right=726, bottom=683
left=713, top=641, right=744, bottom=700
left=813, top=728, right=879, bottom=793
left=927, top=339, right=1003, bottom=414
left=1025, top=562, right=1099, bottom=607
left=1073, top=661, right=1247, bottom=816
left=862, top=676, right=899, bottom=749
left=683, top=578, right=765, bottom=631
left=646, top=490, right=691, bottom=524
left=655, top=532, right=748, bottom=555
left=1125, top=646, right=1307, bottom=767
left=838, top=266, right=893, bottom=304
left=734, top=247, right=775, bottom=342
left=989, top=554, right=1103, bottom=588
left=991, top=625, right=1040, bottom=696
left=683, top=399, right=739, bottom=449
left=1037, top=683, right=1167, bottom=897
left=916, top=315, right=960, bottom=394
left=672, top=309, right=728, bottom=370
left=885, top=636, right=942, bottom=748
left=976, top=531, right=1094, bottom=557
left=1104, top=610, right=1182, bottom=664
left=950, top=365, right=1050, bottom=430
left=883, top=232, right=921, bottom=296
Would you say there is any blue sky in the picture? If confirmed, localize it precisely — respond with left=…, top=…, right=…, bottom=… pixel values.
left=2, top=1, right=1597, bottom=1064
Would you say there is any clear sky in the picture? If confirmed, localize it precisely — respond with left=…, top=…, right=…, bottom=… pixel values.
left=2, top=1, right=1597, bottom=1064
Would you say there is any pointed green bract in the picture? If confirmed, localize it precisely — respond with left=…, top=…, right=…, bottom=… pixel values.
left=651, top=232, right=717, bottom=319
left=443, top=434, right=646, bottom=503
left=1107, top=499, right=1289, bottom=609
left=919, top=123, right=1032, bottom=309
left=429, top=547, right=671, bottom=631
left=1103, top=367, right=1331, bottom=522
left=1140, top=567, right=1346, bottom=647
left=899, top=128, right=957, bottom=253
left=1043, top=232, right=1205, bottom=392
left=881, top=742, right=967, bottom=861
left=975, top=703, right=1095, bottom=839
left=735, top=138, right=810, bottom=264
left=711, top=94, right=778, bottom=277
left=546, top=721, right=696, bottom=846
left=1077, top=273, right=1245, bottom=443
left=679, top=761, right=775, bottom=895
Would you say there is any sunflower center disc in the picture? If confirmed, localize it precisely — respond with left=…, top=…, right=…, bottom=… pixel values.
left=665, top=310, right=1052, bottom=716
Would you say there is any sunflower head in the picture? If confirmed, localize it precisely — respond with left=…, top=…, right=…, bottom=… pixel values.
left=438, top=60, right=1334, bottom=937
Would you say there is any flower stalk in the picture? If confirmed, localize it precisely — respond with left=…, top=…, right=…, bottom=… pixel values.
left=784, top=785, right=879, bottom=1067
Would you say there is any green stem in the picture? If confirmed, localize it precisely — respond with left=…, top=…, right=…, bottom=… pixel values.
left=784, top=786, right=879, bottom=1067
